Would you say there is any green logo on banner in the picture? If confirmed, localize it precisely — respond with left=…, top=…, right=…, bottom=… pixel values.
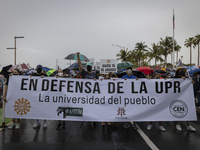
left=57, top=107, right=83, bottom=118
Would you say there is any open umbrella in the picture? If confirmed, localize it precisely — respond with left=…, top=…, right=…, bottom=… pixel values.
left=189, top=66, right=199, bottom=71
left=46, top=69, right=57, bottom=76
left=155, top=67, right=161, bottom=70
left=117, top=61, right=134, bottom=69
left=136, top=66, right=154, bottom=75
left=64, top=53, right=89, bottom=61
left=132, top=70, right=146, bottom=78
left=1, top=65, right=12, bottom=78
left=154, top=69, right=166, bottom=74
left=67, top=63, right=79, bottom=70
left=8, top=63, right=30, bottom=72
left=25, top=68, right=37, bottom=75
left=117, top=71, right=127, bottom=78
left=42, top=67, right=51, bottom=72
left=160, top=68, right=166, bottom=72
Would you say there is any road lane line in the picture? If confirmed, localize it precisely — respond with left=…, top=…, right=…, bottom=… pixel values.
left=136, top=124, right=159, bottom=150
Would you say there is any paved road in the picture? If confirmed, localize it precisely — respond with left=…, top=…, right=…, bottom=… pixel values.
left=1, top=110, right=200, bottom=150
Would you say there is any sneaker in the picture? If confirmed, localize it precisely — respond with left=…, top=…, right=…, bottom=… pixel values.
left=187, top=125, right=196, bottom=132
left=123, top=123, right=130, bottom=129
left=33, top=122, right=40, bottom=129
left=176, top=124, right=182, bottom=131
left=147, top=124, right=152, bottom=130
left=43, top=121, right=47, bottom=128
left=56, top=123, right=62, bottom=130
left=132, top=123, right=138, bottom=129
left=15, top=123, right=20, bottom=129
left=8, top=123, right=15, bottom=129
left=159, top=126, right=165, bottom=132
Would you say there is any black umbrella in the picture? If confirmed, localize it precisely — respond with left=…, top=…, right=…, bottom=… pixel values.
left=64, top=53, right=89, bottom=61
left=117, top=71, right=127, bottom=78
left=1, top=65, right=12, bottom=78
left=154, top=70, right=166, bottom=73
left=67, top=63, right=79, bottom=70
left=132, top=70, right=146, bottom=78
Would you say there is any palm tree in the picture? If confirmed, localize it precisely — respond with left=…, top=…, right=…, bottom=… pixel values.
left=174, top=40, right=182, bottom=64
left=116, top=48, right=130, bottom=62
left=127, top=49, right=139, bottom=67
left=148, top=43, right=163, bottom=68
left=193, top=34, right=200, bottom=66
left=169, top=40, right=181, bottom=65
left=134, top=42, right=148, bottom=67
left=184, top=37, right=194, bottom=67
left=159, top=36, right=173, bottom=68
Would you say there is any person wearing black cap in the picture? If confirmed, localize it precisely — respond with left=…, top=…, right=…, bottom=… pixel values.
left=31, top=65, right=47, bottom=129
left=76, top=52, right=97, bottom=128
left=173, top=67, right=196, bottom=132
left=31, top=65, right=46, bottom=77
left=122, top=67, right=138, bottom=129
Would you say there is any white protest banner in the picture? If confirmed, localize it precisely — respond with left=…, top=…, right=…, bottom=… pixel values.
left=5, top=76, right=197, bottom=122
left=100, top=59, right=117, bottom=74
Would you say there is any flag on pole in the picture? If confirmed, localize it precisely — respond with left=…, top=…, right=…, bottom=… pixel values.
left=57, top=65, right=61, bottom=71
left=172, top=9, right=175, bottom=69
left=173, top=12, right=175, bottom=30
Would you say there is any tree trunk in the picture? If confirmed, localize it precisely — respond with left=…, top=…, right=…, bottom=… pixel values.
left=139, top=57, right=140, bottom=67
left=164, top=50, right=166, bottom=68
left=177, top=51, right=178, bottom=64
left=171, top=53, right=172, bottom=64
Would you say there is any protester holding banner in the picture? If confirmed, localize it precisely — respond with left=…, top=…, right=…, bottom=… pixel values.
left=4, top=69, right=21, bottom=129
left=76, top=52, right=97, bottom=128
left=192, top=73, right=200, bottom=109
left=101, top=75, right=112, bottom=127
left=122, top=67, right=138, bottom=129
left=56, top=69, right=67, bottom=130
left=31, top=65, right=48, bottom=129
left=147, top=74, right=166, bottom=132
left=173, top=67, right=196, bottom=132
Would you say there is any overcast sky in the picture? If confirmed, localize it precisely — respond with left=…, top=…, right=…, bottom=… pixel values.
left=0, top=0, right=199, bottom=69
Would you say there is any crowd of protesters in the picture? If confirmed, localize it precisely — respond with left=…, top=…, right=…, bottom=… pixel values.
left=1, top=52, right=198, bottom=132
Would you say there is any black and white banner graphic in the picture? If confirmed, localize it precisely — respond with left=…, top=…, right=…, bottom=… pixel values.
left=5, top=76, right=197, bottom=121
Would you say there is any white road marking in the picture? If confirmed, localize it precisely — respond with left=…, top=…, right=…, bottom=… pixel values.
left=136, top=124, right=159, bottom=150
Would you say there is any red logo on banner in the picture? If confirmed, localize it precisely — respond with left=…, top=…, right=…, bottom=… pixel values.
left=117, top=107, right=126, bottom=117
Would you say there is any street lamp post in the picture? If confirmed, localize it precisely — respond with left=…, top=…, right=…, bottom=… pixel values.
left=112, top=44, right=125, bottom=50
left=56, top=59, right=59, bottom=70
left=7, top=36, right=24, bottom=65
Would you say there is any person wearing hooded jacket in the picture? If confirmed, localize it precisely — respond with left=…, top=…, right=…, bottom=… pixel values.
left=31, top=65, right=48, bottom=129
left=173, top=67, right=196, bottom=132
left=76, top=52, right=97, bottom=128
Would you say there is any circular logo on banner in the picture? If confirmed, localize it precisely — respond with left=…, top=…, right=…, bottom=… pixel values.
left=169, top=100, right=188, bottom=118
